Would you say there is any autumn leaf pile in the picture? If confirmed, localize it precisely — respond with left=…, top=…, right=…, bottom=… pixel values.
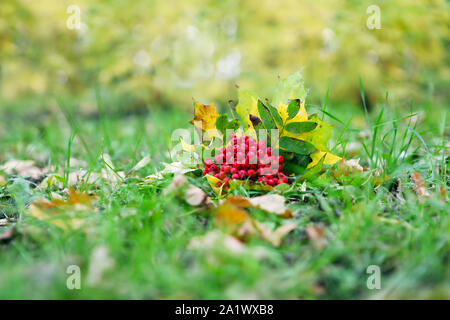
left=186, top=71, right=341, bottom=194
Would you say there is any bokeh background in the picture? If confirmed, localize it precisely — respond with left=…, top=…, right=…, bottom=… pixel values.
left=1, top=0, right=449, bottom=113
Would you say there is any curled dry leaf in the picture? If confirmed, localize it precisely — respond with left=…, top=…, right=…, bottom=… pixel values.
left=185, top=185, right=209, bottom=207
left=306, top=225, right=327, bottom=249
left=254, top=222, right=297, bottom=247
left=28, top=188, right=97, bottom=231
left=165, top=175, right=212, bottom=207
left=249, top=194, right=292, bottom=217
left=411, top=171, right=431, bottom=201
left=189, top=230, right=246, bottom=254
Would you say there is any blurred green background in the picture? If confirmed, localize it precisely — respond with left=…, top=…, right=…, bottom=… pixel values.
left=1, top=0, right=449, bottom=112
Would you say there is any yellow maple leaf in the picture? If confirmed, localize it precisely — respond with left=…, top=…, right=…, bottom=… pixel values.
left=190, top=101, right=221, bottom=140
left=28, top=189, right=97, bottom=231
left=307, top=151, right=341, bottom=168
left=276, top=100, right=310, bottom=141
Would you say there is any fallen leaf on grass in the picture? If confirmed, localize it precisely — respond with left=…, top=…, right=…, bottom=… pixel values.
left=164, top=174, right=188, bottom=193
left=165, top=174, right=213, bottom=208
left=213, top=196, right=296, bottom=246
left=189, top=230, right=269, bottom=259
left=249, top=194, right=292, bottom=217
left=28, top=189, right=97, bottom=231
left=411, top=171, right=431, bottom=201
left=130, top=156, right=151, bottom=173
left=0, top=160, right=48, bottom=179
left=261, top=222, right=297, bottom=247
left=215, top=201, right=249, bottom=225
left=306, top=225, right=327, bottom=249
left=189, top=230, right=246, bottom=254
left=160, top=162, right=197, bottom=176
left=185, top=185, right=210, bottom=207
left=0, top=175, right=6, bottom=186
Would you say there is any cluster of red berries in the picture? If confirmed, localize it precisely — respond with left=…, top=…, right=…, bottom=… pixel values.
left=202, top=134, right=289, bottom=188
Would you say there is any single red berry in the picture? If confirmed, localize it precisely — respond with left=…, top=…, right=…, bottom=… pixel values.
left=267, top=178, right=274, bottom=186
left=202, top=169, right=208, bottom=175
left=231, top=167, right=238, bottom=175
left=231, top=173, right=239, bottom=179
left=281, top=176, right=288, bottom=184
left=266, top=147, right=272, bottom=156
left=214, top=154, right=223, bottom=164
left=273, top=177, right=279, bottom=185
left=247, top=169, right=255, bottom=177
left=278, top=155, right=284, bottom=164
left=210, top=164, right=218, bottom=171
left=204, top=159, right=213, bottom=166
left=257, top=168, right=265, bottom=176
left=260, top=155, right=270, bottom=165
left=221, top=164, right=231, bottom=173
left=238, top=170, right=247, bottom=178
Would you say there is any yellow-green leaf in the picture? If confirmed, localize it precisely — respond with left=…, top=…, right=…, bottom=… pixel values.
left=190, top=101, right=220, bottom=133
left=307, top=151, right=341, bottom=168
left=235, top=89, right=259, bottom=129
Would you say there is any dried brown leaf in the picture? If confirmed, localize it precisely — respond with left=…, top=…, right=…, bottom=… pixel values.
left=411, top=171, right=431, bottom=201
left=306, top=225, right=327, bottom=249
left=28, top=189, right=97, bottom=230
left=185, top=185, right=208, bottom=206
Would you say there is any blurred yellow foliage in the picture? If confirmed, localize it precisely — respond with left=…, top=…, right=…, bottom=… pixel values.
left=1, top=0, right=448, bottom=109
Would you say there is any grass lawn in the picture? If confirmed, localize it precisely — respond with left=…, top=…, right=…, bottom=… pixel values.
left=0, top=98, right=448, bottom=299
